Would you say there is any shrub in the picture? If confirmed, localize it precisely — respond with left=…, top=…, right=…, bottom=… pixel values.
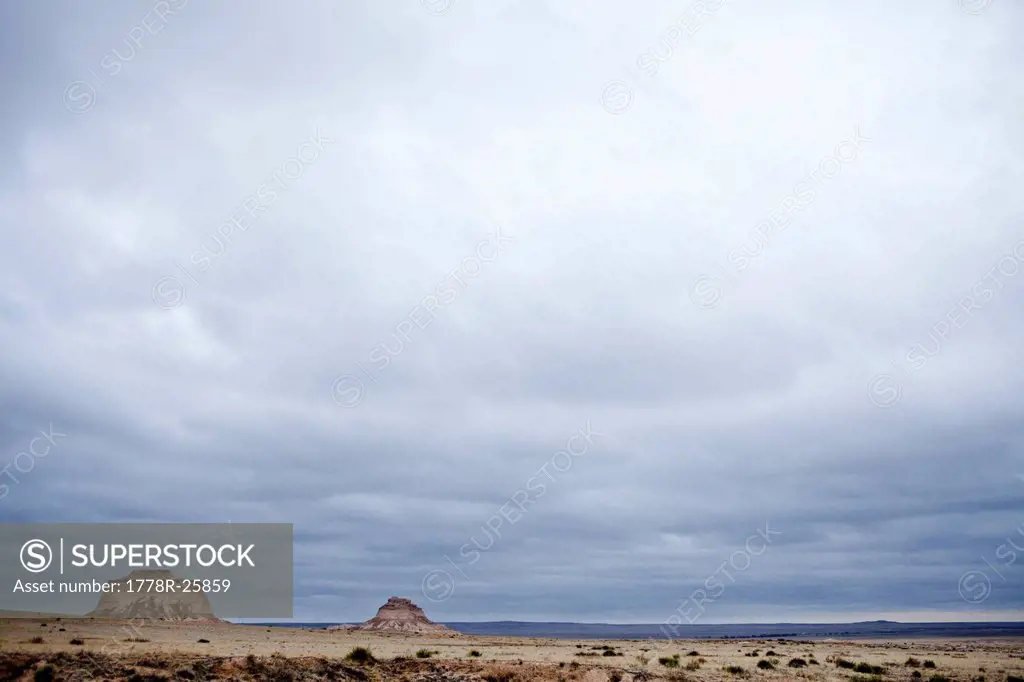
left=659, top=656, right=680, bottom=668
left=924, top=661, right=936, bottom=669
left=766, top=651, right=778, bottom=657
left=789, top=658, right=807, bottom=668
left=70, top=638, right=85, bottom=645
left=34, top=665, right=55, bottom=682
left=125, top=637, right=150, bottom=643
left=854, top=662, right=884, bottom=675
left=929, top=676, right=951, bottom=682
left=809, top=659, right=820, bottom=665
left=344, top=646, right=375, bottom=664
left=912, top=673, right=922, bottom=680
left=602, top=649, right=619, bottom=657
left=416, top=649, right=434, bottom=659
left=197, top=638, right=210, bottom=644
left=687, top=651, right=700, bottom=657
left=907, top=658, right=922, bottom=668
left=836, top=658, right=856, bottom=669
left=610, top=673, right=623, bottom=682
left=757, top=660, right=775, bottom=670
left=685, top=660, right=701, bottom=671
left=469, top=650, right=482, bottom=658
left=1006, top=677, right=1024, bottom=682
left=724, top=665, right=747, bottom=676
left=29, top=636, right=44, bottom=644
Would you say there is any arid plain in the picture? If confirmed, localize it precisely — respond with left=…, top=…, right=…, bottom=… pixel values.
left=2, top=618, right=1024, bottom=682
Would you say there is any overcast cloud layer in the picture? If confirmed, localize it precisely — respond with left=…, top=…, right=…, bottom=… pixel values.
left=2, top=0, right=1024, bottom=623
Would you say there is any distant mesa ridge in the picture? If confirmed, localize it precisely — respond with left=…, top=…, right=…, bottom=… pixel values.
left=87, top=569, right=218, bottom=620
left=330, top=596, right=451, bottom=634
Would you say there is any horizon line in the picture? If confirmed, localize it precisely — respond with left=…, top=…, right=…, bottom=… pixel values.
left=232, top=618, right=1024, bottom=625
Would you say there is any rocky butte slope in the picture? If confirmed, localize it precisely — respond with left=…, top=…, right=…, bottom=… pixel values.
left=332, top=596, right=452, bottom=634
left=87, top=569, right=217, bottom=620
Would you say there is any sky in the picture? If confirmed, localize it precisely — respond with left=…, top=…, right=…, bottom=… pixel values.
left=1, top=0, right=1023, bottom=624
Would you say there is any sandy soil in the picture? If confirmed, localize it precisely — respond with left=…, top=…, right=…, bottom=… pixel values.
left=1, top=618, right=1023, bottom=681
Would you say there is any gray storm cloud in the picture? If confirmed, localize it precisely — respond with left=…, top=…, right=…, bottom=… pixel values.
left=1, top=0, right=1023, bottom=622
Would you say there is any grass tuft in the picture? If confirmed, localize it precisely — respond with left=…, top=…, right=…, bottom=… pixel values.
left=659, top=655, right=681, bottom=668
left=854, top=662, right=884, bottom=675
left=344, top=646, right=375, bottom=664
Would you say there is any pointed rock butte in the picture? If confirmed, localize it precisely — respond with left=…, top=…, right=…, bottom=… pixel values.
left=333, top=596, right=452, bottom=634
